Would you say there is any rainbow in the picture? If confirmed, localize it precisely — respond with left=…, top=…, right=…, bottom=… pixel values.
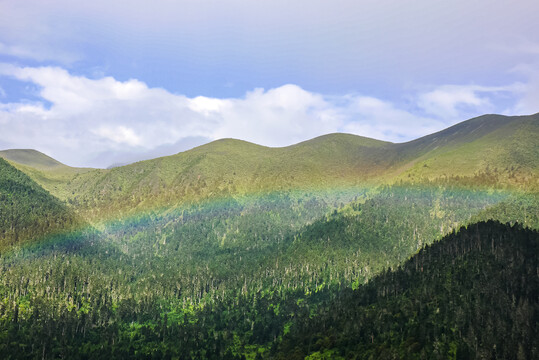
left=3, top=180, right=536, bottom=258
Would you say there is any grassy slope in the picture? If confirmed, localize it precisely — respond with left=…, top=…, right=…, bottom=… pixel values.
left=0, top=149, right=65, bottom=169
left=2, top=113, right=537, bottom=220
left=3, top=134, right=392, bottom=219
left=389, top=113, right=539, bottom=184
left=0, top=149, right=99, bottom=200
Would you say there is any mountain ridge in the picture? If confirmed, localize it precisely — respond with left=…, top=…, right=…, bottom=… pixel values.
left=0, top=149, right=67, bottom=169
left=0, top=115, right=537, bottom=358
left=1, top=113, right=537, bottom=221
left=1, top=113, right=536, bottom=171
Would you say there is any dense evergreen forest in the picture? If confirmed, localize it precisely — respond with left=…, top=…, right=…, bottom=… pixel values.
left=0, top=178, right=536, bottom=358
left=273, top=221, right=539, bottom=360
left=0, top=221, right=536, bottom=359
left=0, top=115, right=538, bottom=358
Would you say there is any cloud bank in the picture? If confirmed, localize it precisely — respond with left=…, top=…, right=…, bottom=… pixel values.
left=1, top=0, right=538, bottom=100
left=0, top=64, right=534, bottom=167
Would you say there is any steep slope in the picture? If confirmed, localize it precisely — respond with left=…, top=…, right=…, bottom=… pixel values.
left=2, top=113, right=537, bottom=222
left=0, top=149, right=65, bottom=169
left=389, top=113, right=539, bottom=185
left=91, top=133, right=390, bottom=196
left=276, top=184, right=510, bottom=287
left=1, top=134, right=391, bottom=220
left=273, top=221, right=539, bottom=359
left=0, top=158, right=83, bottom=251
left=0, top=149, right=99, bottom=201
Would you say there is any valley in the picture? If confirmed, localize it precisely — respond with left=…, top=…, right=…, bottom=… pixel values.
left=0, top=113, right=537, bottom=359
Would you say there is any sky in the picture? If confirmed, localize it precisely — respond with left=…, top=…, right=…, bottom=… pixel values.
left=0, top=0, right=538, bottom=168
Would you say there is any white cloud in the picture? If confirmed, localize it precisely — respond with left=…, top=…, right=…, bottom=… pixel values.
left=416, top=84, right=522, bottom=119
left=0, top=65, right=328, bottom=165
left=509, top=63, right=539, bottom=115
left=0, top=66, right=349, bottom=166
left=0, top=64, right=536, bottom=168
left=94, top=126, right=142, bottom=147
left=210, top=85, right=341, bottom=146
left=341, top=96, right=444, bottom=141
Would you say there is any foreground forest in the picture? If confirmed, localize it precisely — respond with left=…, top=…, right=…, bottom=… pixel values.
left=0, top=114, right=537, bottom=359
left=0, top=220, right=536, bottom=359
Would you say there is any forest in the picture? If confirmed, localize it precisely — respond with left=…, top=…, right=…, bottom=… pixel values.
left=0, top=115, right=538, bottom=359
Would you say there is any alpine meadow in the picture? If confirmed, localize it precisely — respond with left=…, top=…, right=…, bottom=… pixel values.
left=1, top=1, right=539, bottom=359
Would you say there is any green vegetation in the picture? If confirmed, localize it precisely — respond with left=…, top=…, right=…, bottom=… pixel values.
left=0, top=114, right=537, bottom=358
left=0, top=149, right=66, bottom=169
left=0, top=220, right=535, bottom=359
left=273, top=221, right=539, bottom=360
left=4, top=114, right=537, bottom=222
left=389, top=114, right=539, bottom=183
left=0, top=158, right=85, bottom=251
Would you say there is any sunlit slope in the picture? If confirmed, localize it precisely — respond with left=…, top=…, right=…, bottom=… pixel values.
left=390, top=113, right=539, bottom=186
left=0, top=149, right=100, bottom=200
left=2, top=134, right=391, bottom=217
left=274, top=184, right=512, bottom=287
left=95, top=132, right=391, bottom=190
left=2, top=113, right=537, bottom=219
left=0, top=149, right=65, bottom=169
left=0, top=158, right=83, bottom=250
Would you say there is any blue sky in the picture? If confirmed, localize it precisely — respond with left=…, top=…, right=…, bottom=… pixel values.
left=0, top=0, right=538, bottom=167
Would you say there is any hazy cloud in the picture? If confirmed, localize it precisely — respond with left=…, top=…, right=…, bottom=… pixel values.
left=416, top=84, right=522, bottom=119
left=1, top=1, right=538, bottom=97
left=0, top=42, right=80, bottom=64
left=509, top=63, right=539, bottom=115
left=341, top=96, right=444, bottom=142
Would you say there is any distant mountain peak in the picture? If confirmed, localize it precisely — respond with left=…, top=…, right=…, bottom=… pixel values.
left=0, top=149, right=66, bottom=169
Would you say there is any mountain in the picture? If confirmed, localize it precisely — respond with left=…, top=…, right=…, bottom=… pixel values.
left=0, top=114, right=537, bottom=358
left=0, top=158, right=84, bottom=251
left=273, top=221, right=539, bottom=360
left=0, top=133, right=392, bottom=220
left=0, top=149, right=97, bottom=203
left=2, top=113, right=537, bottom=222
left=0, top=149, right=65, bottom=169
left=389, top=113, right=539, bottom=183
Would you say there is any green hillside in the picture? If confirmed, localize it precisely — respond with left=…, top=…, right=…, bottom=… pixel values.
left=0, top=158, right=84, bottom=251
left=273, top=221, right=539, bottom=360
left=1, top=134, right=392, bottom=220
left=0, top=113, right=537, bottom=358
left=0, top=220, right=535, bottom=359
left=2, top=114, right=536, bottom=224
left=0, top=150, right=98, bottom=202
left=0, top=149, right=65, bottom=169
left=276, top=184, right=510, bottom=287
left=391, top=113, right=539, bottom=185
